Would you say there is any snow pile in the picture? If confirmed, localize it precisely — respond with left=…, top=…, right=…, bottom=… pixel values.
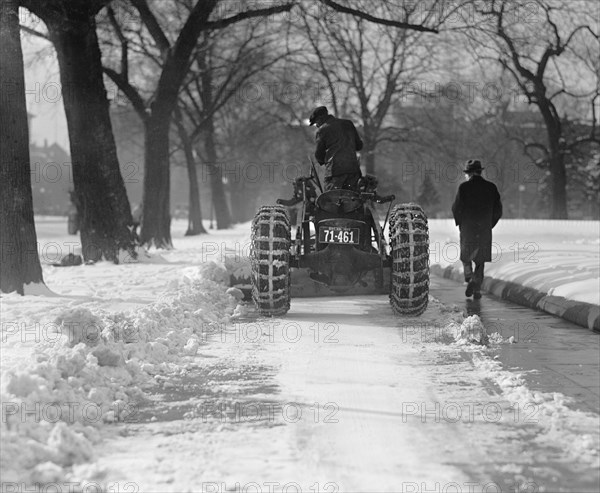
left=0, top=261, right=238, bottom=484
left=225, top=254, right=251, bottom=285
left=452, top=315, right=489, bottom=346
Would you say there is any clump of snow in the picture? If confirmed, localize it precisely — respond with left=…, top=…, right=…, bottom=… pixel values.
left=52, top=308, right=105, bottom=347
left=182, top=337, right=200, bottom=356
left=0, top=261, right=237, bottom=485
left=454, top=315, right=489, bottom=346
left=31, top=461, right=65, bottom=483
left=48, top=422, right=95, bottom=466
left=225, top=254, right=251, bottom=280
left=488, top=332, right=516, bottom=344
left=226, top=287, right=245, bottom=301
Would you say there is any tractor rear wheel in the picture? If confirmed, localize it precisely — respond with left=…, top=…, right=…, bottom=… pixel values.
left=389, top=203, right=429, bottom=316
left=250, top=206, right=291, bottom=316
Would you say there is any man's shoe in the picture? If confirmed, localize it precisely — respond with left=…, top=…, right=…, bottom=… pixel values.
left=465, top=281, right=475, bottom=297
left=473, top=291, right=482, bottom=300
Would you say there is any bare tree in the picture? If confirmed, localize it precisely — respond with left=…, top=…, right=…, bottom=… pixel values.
left=173, top=106, right=207, bottom=235
left=21, top=0, right=137, bottom=261
left=465, top=0, right=600, bottom=218
left=1, top=0, right=44, bottom=294
left=294, top=1, right=446, bottom=175
left=102, top=0, right=294, bottom=246
left=174, top=20, right=293, bottom=229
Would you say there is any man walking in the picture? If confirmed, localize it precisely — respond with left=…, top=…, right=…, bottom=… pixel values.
left=452, top=159, right=503, bottom=299
left=309, top=106, right=363, bottom=191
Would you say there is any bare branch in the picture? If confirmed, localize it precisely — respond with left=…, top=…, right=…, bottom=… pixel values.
left=203, top=3, right=294, bottom=30
left=130, top=0, right=171, bottom=57
left=102, top=67, right=148, bottom=121
left=107, top=6, right=128, bottom=80
left=318, top=0, right=439, bottom=33
left=19, top=24, right=49, bottom=40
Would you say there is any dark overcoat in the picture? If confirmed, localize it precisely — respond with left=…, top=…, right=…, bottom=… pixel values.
left=452, top=175, right=503, bottom=263
left=315, top=115, right=363, bottom=178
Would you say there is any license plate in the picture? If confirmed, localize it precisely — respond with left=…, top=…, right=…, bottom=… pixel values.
left=319, top=227, right=360, bottom=244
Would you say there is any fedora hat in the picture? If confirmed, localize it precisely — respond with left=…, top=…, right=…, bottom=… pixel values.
left=309, top=106, right=328, bottom=126
left=463, top=159, right=484, bottom=173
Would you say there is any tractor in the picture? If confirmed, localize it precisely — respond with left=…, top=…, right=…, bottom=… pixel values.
left=249, top=161, right=429, bottom=317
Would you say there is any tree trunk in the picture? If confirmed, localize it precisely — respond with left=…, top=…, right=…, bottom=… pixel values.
left=228, top=181, right=246, bottom=224
left=548, top=148, right=568, bottom=219
left=0, top=0, right=44, bottom=294
left=537, top=99, right=568, bottom=219
left=140, top=114, right=173, bottom=247
left=186, top=157, right=206, bottom=235
left=204, top=118, right=232, bottom=229
left=46, top=11, right=135, bottom=262
left=174, top=110, right=206, bottom=235
left=197, top=46, right=231, bottom=230
left=547, top=127, right=568, bottom=220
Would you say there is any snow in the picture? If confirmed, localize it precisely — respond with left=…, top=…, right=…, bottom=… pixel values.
left=1, top=218, right=244, bottom=484
left=1, top=216, right=598, bottom=490
left=23, top=282, right=58, bottom=296
left=429, top=219, right=600, bottom=305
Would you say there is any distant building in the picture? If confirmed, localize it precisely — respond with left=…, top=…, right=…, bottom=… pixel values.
left=28, top=113, right=72, bottom=215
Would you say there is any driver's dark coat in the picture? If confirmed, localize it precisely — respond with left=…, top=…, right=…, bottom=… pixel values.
left=315, top=115, right=363, bottom=177
left=452, top=175, right=502, bottom=263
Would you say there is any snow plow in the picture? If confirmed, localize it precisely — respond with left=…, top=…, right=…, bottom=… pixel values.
left=248, top=162, right=429, bottom=317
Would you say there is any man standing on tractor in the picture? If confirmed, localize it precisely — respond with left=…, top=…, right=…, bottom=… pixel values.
left=309, top=106, right=363, bottom=191
left=452, top=159, right=503, bottom=299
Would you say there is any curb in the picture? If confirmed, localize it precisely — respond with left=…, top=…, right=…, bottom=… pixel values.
left=430, top=264, right=600, bottom=333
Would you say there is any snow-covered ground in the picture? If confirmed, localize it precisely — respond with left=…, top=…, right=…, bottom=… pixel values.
left=428, top=219, right=600, bottom=306
left=1, top=216, right=598, bottom=492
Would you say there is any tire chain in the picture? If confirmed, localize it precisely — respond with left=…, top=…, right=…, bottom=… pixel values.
left=389, top=203, right=430, bottom=316
left=250, top=205, right=291, bottom=316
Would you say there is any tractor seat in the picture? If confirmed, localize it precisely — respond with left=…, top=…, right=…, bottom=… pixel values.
left=316, top=189, right=363, bottom=214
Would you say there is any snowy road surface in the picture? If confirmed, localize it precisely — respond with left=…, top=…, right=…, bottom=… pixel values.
left=93, top=296, right=599, bottom=493
left=2, top=218, right=599, bottom=492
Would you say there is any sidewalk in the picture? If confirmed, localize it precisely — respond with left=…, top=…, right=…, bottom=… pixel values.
left=431, top=263, right=600, bottom=332
left=430, top=276, right=600, bottom=415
